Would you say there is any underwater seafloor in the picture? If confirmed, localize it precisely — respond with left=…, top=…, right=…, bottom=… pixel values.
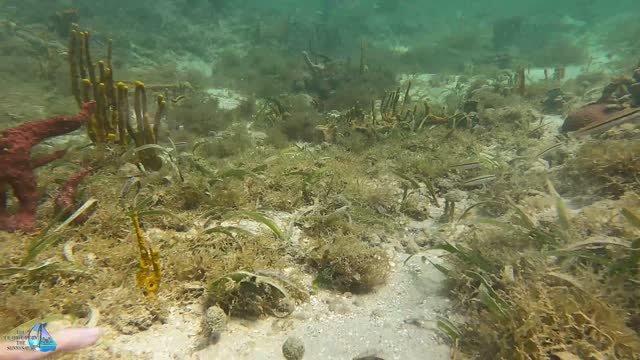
left=1, top=1, right=640, bottom=359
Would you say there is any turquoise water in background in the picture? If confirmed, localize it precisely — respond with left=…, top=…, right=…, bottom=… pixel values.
left=5, top=0, right=640, bottom=47
left=3, top=0, right=640, bottom=76
left=3, top=0, right=639, bottom=80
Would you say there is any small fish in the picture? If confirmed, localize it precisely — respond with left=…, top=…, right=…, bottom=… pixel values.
left=535, top=142, right=564, bottom=159
left=171, top=95, right=186, bottom=104
left=460, top=174, right=496, bottom=187
left=450, top=161, right=482, bottom=171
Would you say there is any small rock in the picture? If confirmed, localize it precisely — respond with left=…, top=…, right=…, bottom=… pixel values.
left=542, top=88, right=567, bottom=114
left=282, top=336, right=305, bottom=360
left=435, top=178, right=456, bottom=191
left=542, top=147, right=568, bottom=167
left=414, top=236, right=432, bottom=247
left=401, top=238, right=420, bottom=254
left=444, top=190, right=466, bottom=203
left=328, top=298, right=351, bottom=314
left=401, top=195, right=429, bottom=221
left=271, top=319, right=293, bottom=333
left=203, top=306, right=227, bottom=344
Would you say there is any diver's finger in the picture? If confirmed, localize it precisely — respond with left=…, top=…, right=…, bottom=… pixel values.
left=52, top=328, right=103, bottom=353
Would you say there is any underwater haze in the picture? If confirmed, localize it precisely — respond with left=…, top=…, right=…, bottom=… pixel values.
left=1, top=0, right=640, bottom=359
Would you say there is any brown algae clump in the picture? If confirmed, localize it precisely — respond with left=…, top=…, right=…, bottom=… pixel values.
left=310, top=237, right=390, bottom=293
left=206, top=271, right=300, bottom=319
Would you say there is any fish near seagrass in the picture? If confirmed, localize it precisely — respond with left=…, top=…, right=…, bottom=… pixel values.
left=460, top=174, right=497, bottom=187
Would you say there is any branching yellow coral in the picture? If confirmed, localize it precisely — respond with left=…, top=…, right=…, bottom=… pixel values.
left=131, top=211, right=161, bottom=296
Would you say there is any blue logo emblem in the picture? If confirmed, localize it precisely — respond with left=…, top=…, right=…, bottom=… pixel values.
left=28, top=323, right=57, bottom=352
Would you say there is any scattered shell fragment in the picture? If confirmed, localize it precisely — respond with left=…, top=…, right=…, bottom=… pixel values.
left=63, top=241, right=75, bottom=263
left=86, top=304, right=100, bottom=327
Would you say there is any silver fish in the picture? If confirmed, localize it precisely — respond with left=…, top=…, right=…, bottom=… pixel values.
left=460, top=174, right=497, bottom=187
